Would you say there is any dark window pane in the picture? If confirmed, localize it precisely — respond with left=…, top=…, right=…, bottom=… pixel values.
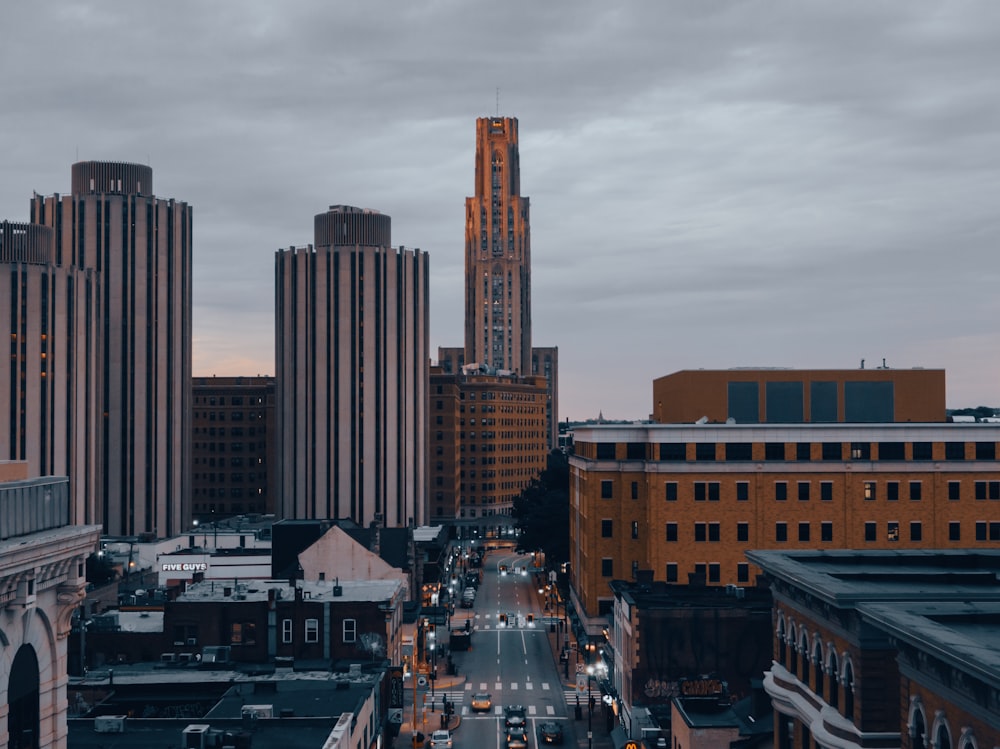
left=910, top=481, right=922, bottom=500
left=666, top=564, right=678, bottom=582
left=695, top=523, right=706, bottom=542
left=765, top=443, right=785, bottom=460
left=737, top=564, right=749, bottom=583
left=694, top=483, right=706, bottom=502
left=796, top=443, right=812, bottom=461
left=844, top=381, right=894, bottom=422
left=725, top=443, right=753, bottom=461
left=708, top=483, right=720, bottom=502
left=976, top=442, right=996, bottom=460
left=737, top=523, right=749, bottom=542
left=695, top=443, right=716, bottom=461
left=736, top=482, right=749, bottom=501
left=601, top=520, right=613, bottom=537
left=665, top=482, right=678, bottom=501
left=631, top=482, right=639, bottom=500
left=626, top=442, right=646, bottom=460
left=708, top=564, right=721, bottom=583
left=766, top=381, right=804, bottom=423
left=910, top=522, right=922, bottom=542
left=596, top=443, right=616, bottom=460
left=821, top=482, right=833, bottom=501
left=601, top=559, right=613, bottom=577
left=948, top=481, right=960, bottom=501
left=659, top=443, right=687, bottom=461
left=728, top=381, right=760, bottom=424
left=878, top=442, right=905, bottom=460
left=775, top=482, right=787, bottom=501
left=666, top=523, right=678, bottom=542
left=887, top=481, right=899, bottom=501
left=912, top=442, right=933, bottom=461
left=864, top=522, right=877, bottom=542
left=601, top=480, right=613, bottom=499
left=821, top=522, right=833, bottom=542
left=945, top=442, right=966, bottom=461
left=949, top=522, right=960, bottom=541
left=798, top=482, right=810, bottom=501
left=810, top=381, right=838, bottom=423
left=798, top=522, right=810, bottom=542
left=775, top=523, right=787, bottom=542
left=822, top=442, right=842, bottom=461
left=708, top=523, right=720, bottom=542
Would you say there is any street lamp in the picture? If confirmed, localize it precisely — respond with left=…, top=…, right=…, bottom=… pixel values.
left=428, top=630, right=437, bottom=701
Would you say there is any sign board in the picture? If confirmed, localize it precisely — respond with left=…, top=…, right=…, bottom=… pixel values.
left=388, top=708, right=403, bottom=724
left=389, top=667, right=404, bottom=708
left=576, top=674, right=587, bottom=694
left=161, top=562, right=208, bottom=573
left=624, top=742, right=639, bottom=749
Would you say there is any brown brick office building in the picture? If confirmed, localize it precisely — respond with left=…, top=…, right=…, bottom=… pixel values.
left=568, top=422, right=1000, bottom=630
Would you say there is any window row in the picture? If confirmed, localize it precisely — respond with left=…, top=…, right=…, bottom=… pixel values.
left=279, top=617, right=356, bottom=645
left=595, top=441, right=998, bottom=462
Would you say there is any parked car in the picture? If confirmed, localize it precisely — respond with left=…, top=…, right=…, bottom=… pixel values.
left=429, top=729, right=453, bottom=748
left=537, top=721, right=564, bottom=745
left=471, top=692, right=492, bottom=712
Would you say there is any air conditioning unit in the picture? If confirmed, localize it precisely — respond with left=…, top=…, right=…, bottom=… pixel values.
left=94, top=715, right=127, bottom=733
left=182, top=724, right=211, bottom=749
left=161, top=653, right=178, bottom=663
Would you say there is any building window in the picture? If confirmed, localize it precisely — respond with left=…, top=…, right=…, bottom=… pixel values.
left=976, top=522, right=987, bottom=541
left=601, top=519, right=613, bottom=538
left=725, top=443, right=753, bottom=461
left=665, top=482, right=678, bottom=501
left=601, top=558, right=613, bottom=577
left=708, top=522, right=720, bottom=542
left=736, top=482, right=749, bottom=501
left=737, top=522, right=749, bottom=542
left=600, top=480, right=613, bottom=499
left=864, top=522, right=877, bottom=542
left=878, top=442, right=905, bottom=460
left=850, top=442, right=871, bottom=460
left=282, top=618, right=293, bottom=644
left=820, top=482, right=833, bottom=501
left=887, top=481, right=899, bottom=501
left=694, top=482, right=706, bottom=501
left=909, top=481, right=922, bottom=500
left=737, top=563, right=749, bottom=583
left=821, top=521, right=833, bottom=542
left=659, top=443, right=686, bottom=461
left=945, top=442, right=965, bottom=460
left=975, top=442, right=996, bottom=460
left=798, top=482, right=810, bottom=501
left=798, top=522, right=810, bottom=542
left=626, top=442, right=646, bottom=460
left=305, top=619, right=319, bottom=643
left=708, top=482, right=720, bottom=501
left=775, top=522, right=787, bottom=542
left=949, top=522, right=961, bottom=541
left=888, top=521, right=900, bottom=542
left=765, top=442, right=785, bottom=460
left=632, top=521, right=639, bottom=539
left=343, top=619, right=356, bottom=643
left=631, top=481, right=639, bottom=500
left=695, top=523, right=707, bottom=542
left=864, top=481, right=876, bottom=501
left=796, top=443, right=811, bottom=461
left=596, top=443, right=616, bottom=460
left=912, top=442, right=933, bottom=461
left=666, top=563, right=678, bottom=582
left=708, top=564, right=721, bottom=583
left=910, top=522, right=922, bottom=542
left=666, top=523, right=678, bottom=542
left=775, top=482, right=787, bottom=501
left=948, top=481, right=961, bottom=501
left=231, top=622, right=243, bottom=645
left=821, top=442, right=842, bottom=461
left=695, top=443, right=716, bottom=461
left=694, top=563, right=707, bottom=581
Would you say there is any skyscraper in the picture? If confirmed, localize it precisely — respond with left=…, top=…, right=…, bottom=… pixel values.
left=30, top=161, right=193, bottom=537
left=464, top=116, right=532, bottom=374
left=462, top=116, right=558, bottom=446
left=0, top=221, right=100, bottom=525
left=276, top=205, right=429, bottom=527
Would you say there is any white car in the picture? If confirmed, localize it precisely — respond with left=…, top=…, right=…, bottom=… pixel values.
left=429, top=729, right=453, bottom=748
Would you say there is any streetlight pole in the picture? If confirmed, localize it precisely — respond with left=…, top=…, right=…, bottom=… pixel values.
left=586, top=665, right=594, bottom=749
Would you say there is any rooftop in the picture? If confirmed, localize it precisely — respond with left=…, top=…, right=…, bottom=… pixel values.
left=176, top=578, right=402, bottom=604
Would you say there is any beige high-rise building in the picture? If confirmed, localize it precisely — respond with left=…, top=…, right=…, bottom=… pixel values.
left=30, top=162, right=193, bottom=537
left=276, top=205, right=429, bottom=527
left=0, top=221, right=101, bottom=526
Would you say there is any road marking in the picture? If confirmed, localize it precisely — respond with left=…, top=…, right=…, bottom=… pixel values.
left=546, top=706, right=555, bottom=715
left=542, top=683, right=551, bottom=691
left=525, top=682, right=534, bottom=690
left=511, top=682, right=518, bottom=690
left=528, top=705, right=536, bottom=715
left=495, top=683, right=502, bottom=690
left=480, top=683, right=488, bottom=690
left=465, top=683, right=473, bottom=691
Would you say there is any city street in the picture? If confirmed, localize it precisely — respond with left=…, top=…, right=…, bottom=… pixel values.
left=403, top=547, right=604, bottom=748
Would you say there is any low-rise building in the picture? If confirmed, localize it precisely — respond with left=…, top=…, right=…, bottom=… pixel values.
left=747, top=549, right=1000, bottom=749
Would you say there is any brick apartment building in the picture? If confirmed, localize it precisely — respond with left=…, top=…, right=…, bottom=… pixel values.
left=568, top=421, right=1000, bottom=629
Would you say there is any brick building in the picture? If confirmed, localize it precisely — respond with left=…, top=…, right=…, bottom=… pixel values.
left=191, top=376, right=276, bottom=520
left=652, top=368, right=946, bottom=425
left=429, top=365, right=548, bottom=532
left=568, top=422, right=1000, bottom=632
left=747, top=550, right=1000, bottom=749
left=163, top=578, right=405, bottom=667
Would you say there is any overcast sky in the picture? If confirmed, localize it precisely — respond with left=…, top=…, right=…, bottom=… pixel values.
left=3, top=2, right=999, bottom=419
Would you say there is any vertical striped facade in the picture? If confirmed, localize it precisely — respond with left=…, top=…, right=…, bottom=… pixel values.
left=29, top=162, right=193, bottom=537
left=0, top=221, right=101, bottom=525
left=276, top=206, right=429, bottom=528
left=464, top=117, right=532, bottom=374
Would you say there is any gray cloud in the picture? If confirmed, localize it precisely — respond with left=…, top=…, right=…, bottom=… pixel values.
left=2, top=1, right=999, bottom=418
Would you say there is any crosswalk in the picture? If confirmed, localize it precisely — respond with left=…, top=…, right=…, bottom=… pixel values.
left=419, top=681, right=579, bottom=717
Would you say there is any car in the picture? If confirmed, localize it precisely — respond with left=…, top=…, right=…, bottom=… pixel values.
left=470, top=692, right=492, bottom=712
left=505, top=726, right=529, bottom=749
left=504, top=704, right=527, bottom=729
left=460, top=597, right=474, bottom=608
left=537, top=721, right=564, bottom=745
left=428, top=729, right=453, bottom=748
left=463, top=586, right=477, bottom=599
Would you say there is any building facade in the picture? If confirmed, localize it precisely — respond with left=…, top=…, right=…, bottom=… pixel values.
left=652, top=368, right=946, bottom=425
left=428, top=365, right=549, bottom=529
left=747, top=549, right=1000, bottom=749
left=568, top=423, right=1000, bottom=628
left=30, top=161, right=193, bottom=537
left=0, top=221, right=101, bottom=525
left=275, top=205, right=429, bottom=527
left=0, top=465, right=101, bottom=749
left=192, top=376, right=277, bottom=521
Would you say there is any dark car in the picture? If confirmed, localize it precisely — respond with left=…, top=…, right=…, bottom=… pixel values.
left=505, top=726, right=529, bottom=749
left=504, top=705, right=527, bottom=729
left=537, top=721, right=564, bottom=745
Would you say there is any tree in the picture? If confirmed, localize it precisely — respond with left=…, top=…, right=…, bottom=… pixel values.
left=513, top=451, right=570, bottom=565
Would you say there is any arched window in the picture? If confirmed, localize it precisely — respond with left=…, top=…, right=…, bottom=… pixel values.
left=813, top=641, right=824, bottom=698
left=788, top=623, right=798, bottom=674
left=777, top=617, right=786, bottom=665
left=800, top=631, right=810, bottom=684
left=9, top=644, right=40, bottom=749
left=908, top=698, right=926, bottom=749
left=828, top=651, right=839, bottom=709
left=843, top=660, right=855, bottom=721
left=936, top=724, right=952, bottom=749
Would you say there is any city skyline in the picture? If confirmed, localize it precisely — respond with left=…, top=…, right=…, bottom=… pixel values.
left=3, top=3, right=1000, bottom=419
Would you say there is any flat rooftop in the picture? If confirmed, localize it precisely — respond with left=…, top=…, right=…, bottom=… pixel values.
left=176, top=578, right=402, bottom=604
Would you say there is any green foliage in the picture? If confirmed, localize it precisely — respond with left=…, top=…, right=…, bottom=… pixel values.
left=513, top=451, right=570, bottom=564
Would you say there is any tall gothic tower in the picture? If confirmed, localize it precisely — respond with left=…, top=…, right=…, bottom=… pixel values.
left=464, top=117, right=532, bottom=374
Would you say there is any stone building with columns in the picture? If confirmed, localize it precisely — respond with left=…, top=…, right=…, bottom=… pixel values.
left=0, top=463, right=101, bottom=749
